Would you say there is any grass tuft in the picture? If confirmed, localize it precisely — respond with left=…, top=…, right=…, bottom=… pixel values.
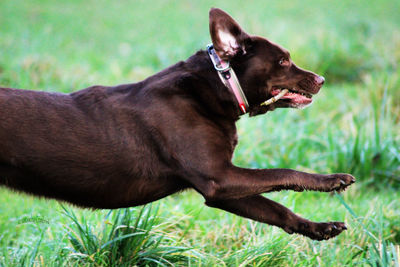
left=61, top=204, right=202, bottom=266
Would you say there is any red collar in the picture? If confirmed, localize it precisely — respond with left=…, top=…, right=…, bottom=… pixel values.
left=207, top=44, right=249, bottom=114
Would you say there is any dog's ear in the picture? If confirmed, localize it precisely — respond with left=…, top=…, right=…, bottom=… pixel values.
left=209, top=8, right=250, bottom=60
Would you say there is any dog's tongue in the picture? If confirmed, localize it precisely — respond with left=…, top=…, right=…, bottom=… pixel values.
left=271, top=89, right=312, bottom=105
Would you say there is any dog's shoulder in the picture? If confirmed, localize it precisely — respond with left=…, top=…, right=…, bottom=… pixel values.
left=70, top=85, right=111, bottom=103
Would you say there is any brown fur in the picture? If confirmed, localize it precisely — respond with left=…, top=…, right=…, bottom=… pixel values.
left=0, top=8, right=354, bottom=240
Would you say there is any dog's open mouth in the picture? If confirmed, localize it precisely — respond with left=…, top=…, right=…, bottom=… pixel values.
left=271, top=87, right=313, bottom=106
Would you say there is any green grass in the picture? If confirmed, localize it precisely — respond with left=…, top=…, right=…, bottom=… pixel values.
left=0, top=0, right=399, bottom=266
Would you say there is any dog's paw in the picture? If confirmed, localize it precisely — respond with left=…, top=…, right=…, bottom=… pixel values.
left=308, top=222, right=347, bottom=240
left=289, top=221, right=347, bottom=241
left=321, top=173, right=355, bottom=192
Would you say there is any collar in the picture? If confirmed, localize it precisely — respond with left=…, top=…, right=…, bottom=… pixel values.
left=207, top=44, right=249, bottom=114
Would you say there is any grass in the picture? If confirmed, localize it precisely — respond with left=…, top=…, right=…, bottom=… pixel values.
left=0, top=0, right=399, bottom=266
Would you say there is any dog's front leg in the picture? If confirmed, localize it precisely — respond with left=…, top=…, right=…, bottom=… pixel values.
left=196, top=166, right=355, bottom=201
left=206, top=195, right=347, bottom=240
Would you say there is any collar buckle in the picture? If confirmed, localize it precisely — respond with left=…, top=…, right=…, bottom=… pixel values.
left=207, top=44, right=231, bottom=72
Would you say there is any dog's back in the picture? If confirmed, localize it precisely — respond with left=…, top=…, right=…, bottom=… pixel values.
left=0, top=84, right=187, bottom=208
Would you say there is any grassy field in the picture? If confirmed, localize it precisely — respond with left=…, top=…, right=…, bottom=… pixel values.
left=0, top=0, right=399, bottom=266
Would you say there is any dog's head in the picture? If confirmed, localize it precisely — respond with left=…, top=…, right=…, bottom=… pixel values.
left=209, top=8, right=325, bottom=116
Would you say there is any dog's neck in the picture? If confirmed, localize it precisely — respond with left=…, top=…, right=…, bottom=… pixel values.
left=182, top=50, right=245, bottom=121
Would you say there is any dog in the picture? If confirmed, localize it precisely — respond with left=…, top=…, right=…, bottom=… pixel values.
left=0, top=8, right=355, bottom=241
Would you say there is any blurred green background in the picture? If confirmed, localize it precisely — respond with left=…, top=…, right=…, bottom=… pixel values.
left=0, top=0, right=399, bottom=266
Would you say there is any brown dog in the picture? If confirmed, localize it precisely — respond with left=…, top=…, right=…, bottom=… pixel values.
left=0, top=8, right=354, bottom=240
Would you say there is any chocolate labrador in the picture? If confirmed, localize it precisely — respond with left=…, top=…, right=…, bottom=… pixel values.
left=0, top=8, right=355, bottom=240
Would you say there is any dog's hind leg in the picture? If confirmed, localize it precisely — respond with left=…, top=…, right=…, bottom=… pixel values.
left=0, top=163, right=53, bottom=197
left=206, top=195, right=347, bottom=240
left=0, top=163, right=82, bottom=205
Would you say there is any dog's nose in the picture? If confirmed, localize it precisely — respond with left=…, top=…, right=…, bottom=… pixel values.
left=316, top=75, right=325, bottom=86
